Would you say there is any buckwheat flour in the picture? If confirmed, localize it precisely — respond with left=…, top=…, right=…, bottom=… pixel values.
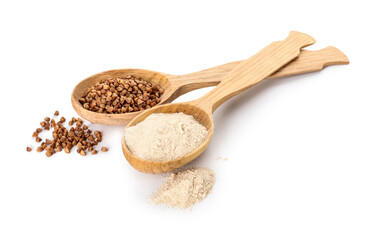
left=124, top=113, right=208, bottom=161
left=150, top=167, right=215, bottom=209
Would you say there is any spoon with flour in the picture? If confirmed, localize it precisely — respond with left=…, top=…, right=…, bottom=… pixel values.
left=122, top=31, right=318, bottom=173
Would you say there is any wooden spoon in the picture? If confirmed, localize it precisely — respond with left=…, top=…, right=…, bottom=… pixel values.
left=122, top=31, right=319, bottom=173
left=72, top=46, right=348, bottom=125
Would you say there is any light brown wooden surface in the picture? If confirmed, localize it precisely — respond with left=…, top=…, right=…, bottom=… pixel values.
left=193, top=31, right=315, bottom=112
left=168, top=46, right=349, bottom=96
left=71, top=46, right=349, bottom=125
left=122, top=31, right=319, bottom=174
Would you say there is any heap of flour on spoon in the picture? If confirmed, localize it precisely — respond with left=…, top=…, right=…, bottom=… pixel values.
left=124, top=113, right=208, bottom=161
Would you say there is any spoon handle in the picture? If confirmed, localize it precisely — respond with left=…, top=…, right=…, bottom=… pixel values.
left=165, top=46, right=349, bottom=104
left=169, top=46, right=348, bottom=90
left=267, top=46, right=349, bottom=79
left=192, top=31, right=316, bottom=113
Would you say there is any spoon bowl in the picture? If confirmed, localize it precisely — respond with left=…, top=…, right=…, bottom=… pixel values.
left=72, top=69, right=173, bottom=125
left=72, top=46, right=349, bottom=125
left=122, top=31, right=321, bottom=173
left=122, top=102, right=214, bottom=173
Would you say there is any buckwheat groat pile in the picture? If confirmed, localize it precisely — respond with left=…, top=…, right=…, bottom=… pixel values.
left=79, top=76, right=164, bottom=114
left=124, top=112, right=208, bottom=161
left=27, top=111, right=108, bottom=157
left=150, top=167, right=215, bottom=209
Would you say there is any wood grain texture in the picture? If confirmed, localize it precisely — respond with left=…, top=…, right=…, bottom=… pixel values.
left=72, top=46, right=348, bottom=125
left=122, top=31, right=318, bottom=173
left=193, top=31, right=316, bottom=112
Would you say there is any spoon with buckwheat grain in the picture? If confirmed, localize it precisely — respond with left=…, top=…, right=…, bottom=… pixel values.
left=71, top=45, right=348, bottom=125
left=122, top=31, right=330, bottom=173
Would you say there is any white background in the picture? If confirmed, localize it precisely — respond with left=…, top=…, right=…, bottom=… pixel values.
left=1, top=0, right=372, bottom=239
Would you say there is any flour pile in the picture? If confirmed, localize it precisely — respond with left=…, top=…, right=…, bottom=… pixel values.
left=150, top=168, right=215, bottom=209
left=124, top=113, right=208, bottom=161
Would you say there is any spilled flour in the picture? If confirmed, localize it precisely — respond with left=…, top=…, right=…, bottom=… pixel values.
left=150, top=168, right=215, bottom=209
left=124, top=113, right=208, bottom=161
